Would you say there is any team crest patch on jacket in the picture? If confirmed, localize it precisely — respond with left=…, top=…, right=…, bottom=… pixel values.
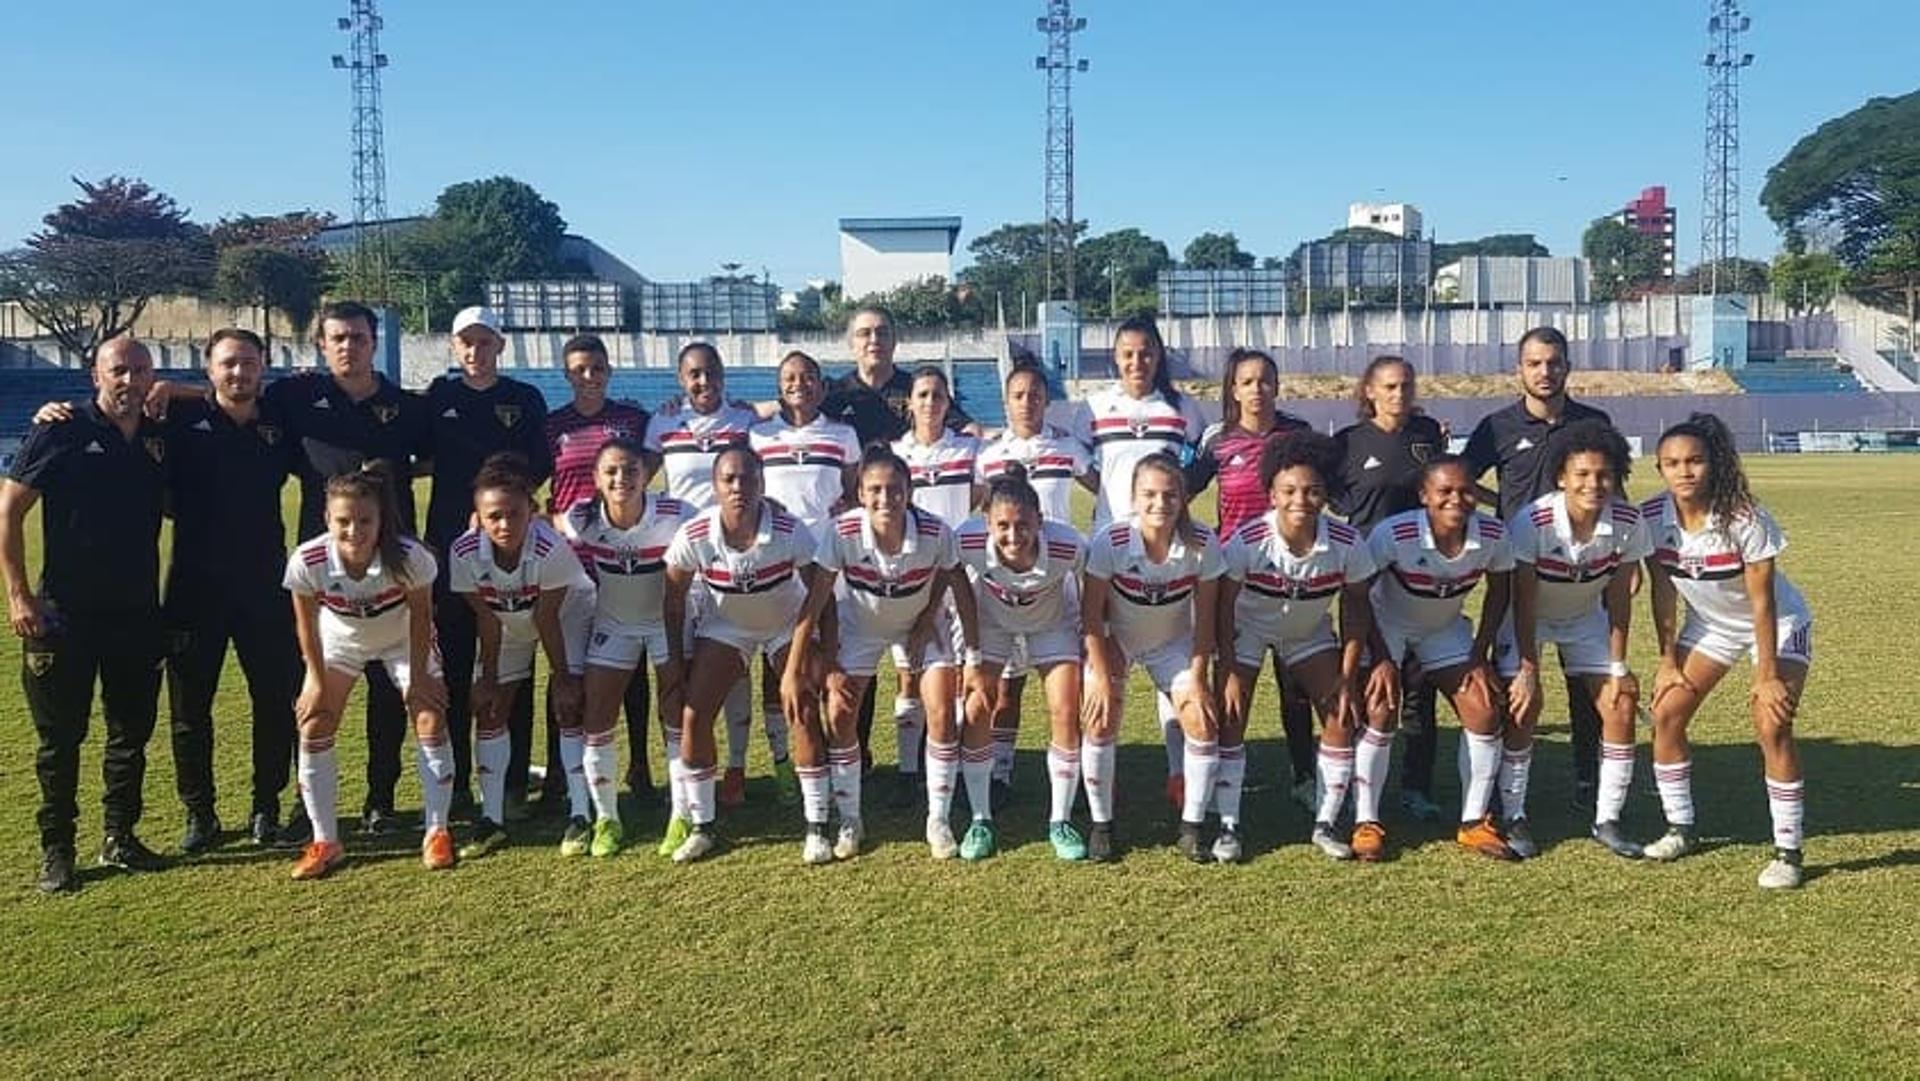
left=371, top=402, right=399, bottom=424
left=143, top=436, right=165, bottom=463
left=25, top=651, right=54, bottom=677
left=257, top=423, right=281, bottom=445
left=495, top=404, right=521, bottom=428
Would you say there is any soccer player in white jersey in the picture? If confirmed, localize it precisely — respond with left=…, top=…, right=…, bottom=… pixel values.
left=560, top=438, right=689, bottom=859
left=282, top=464, right=453, bottom=879
left=1641, top=413, right=1813, bottom=889
left=1361, top=457, right=1517, bottom=863
left=643, top=342, right=787, bottom=808
left=447, top=454, right=594, bottom=860
left=784, top=447, right=987, bottom=862
left=974, top=363, right=1095, bottom=804
left=1217, top=434, right=1379, bottom=863
left=1069, top=317, right=1208, bottom=805
left=661, top=447, right=815, bottom=863
left=751, top=350, right=859, bottom=538
left=886, top=367, right=983, bottom=807
left=1498, top=423, right=1651, bottom=860
left=957, top=471, right=1091, bottom=861
left=1083, top=454, right=1225, bottom=863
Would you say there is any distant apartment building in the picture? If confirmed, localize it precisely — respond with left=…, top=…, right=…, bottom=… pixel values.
left=1347, top=201, right=1423, bottom=239
left=1615, top=186, right=1677, bottom=278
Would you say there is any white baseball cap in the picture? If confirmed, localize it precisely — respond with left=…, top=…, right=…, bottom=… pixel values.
left=451, top=305, right=505, bottom=339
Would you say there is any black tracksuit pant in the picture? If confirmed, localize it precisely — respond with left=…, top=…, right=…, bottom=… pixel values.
left=164, top=574, right=300, bottom=818
left=24, top=607, right=164, bottom=849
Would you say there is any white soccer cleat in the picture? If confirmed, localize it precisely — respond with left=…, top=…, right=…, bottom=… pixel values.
left=1311, top=824, right=1355, bottom=862
left=1642, top=826, right=1697, bottom=862
left=1757, top=852, right=1803, bottom=890
left=833, top=818, right=863, bottom=861
left=670, top=828, right=716, bottom=864
left=1211, top=828, right=1243, bottom=864
left=926, top=816, right=959, bottom=860
left=801, top=828, right=833, bottom=866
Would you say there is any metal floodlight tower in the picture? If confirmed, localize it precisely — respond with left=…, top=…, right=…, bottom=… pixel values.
left=333, top=0, right=392, bottom=301
left=1699, top=0, right=1752, bottom=296
left=1035, top=2, right=1087, bottom=302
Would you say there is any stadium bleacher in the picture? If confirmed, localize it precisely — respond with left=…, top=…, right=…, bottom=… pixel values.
left=1731, top=355, right=1865, bottom=394
left=0, top=368, right=97, bottom=440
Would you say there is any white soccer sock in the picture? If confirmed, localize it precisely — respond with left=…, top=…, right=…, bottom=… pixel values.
left=798, top=763, right=830, bottom=826
left=724, top=681, right=751, bottom=771
left=582, top=731, right=620, bottom=824
left=991, top=724, right=1019, bottom=783
left=1158, top=693, right=1183, bottom=776
left=1596, top=741, right=1635, bottom=826
left=961, top=744, right=995, bottom=822
left=686, top=765, right=718, bottom=826
left=1765, top=775, right=1805, bottom=851
left=1352, top=726, right=1395, bottom=824
left=1498, top=743, right=1534, bottom=823
left=1460, top=730, right=1501, bottom=822
left=1653, top=759, right=1695, bottom=827
left=1182, top=738, right=1219, bottom=825
left=417, top=737, right=454, bottom=831
left=1047, top=744, right=1080, bottom=823
left=298, top=739, right=339, bottom=844
left=559, top=727, right=590, bottom=820
left=1214, top=744, right=1247, bottom=830
left=1081, top=739, right=1118, bottom=823
left=664, top=726, right=688, bottom=820
left=828, top=745, right=862, bottom=823
left=925, top=737, right=960, bottom=820
left=475, top=726, right=510, bottom=824
left=1317, top=743, right=1355, bottom=826
left=762, top=707, right=790, bottom=763
left=894, top=696, right=926, bottom=777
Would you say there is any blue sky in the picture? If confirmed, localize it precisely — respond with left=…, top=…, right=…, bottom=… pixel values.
left=1, top=1, right=1911, bottom=287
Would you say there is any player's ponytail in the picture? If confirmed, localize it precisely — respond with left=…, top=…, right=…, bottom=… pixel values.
left=325, top=459, right=414, bottom=585
left=1132, top=451, right=1200, bottom=546
left=1658, top=412, right=1754, bottom=535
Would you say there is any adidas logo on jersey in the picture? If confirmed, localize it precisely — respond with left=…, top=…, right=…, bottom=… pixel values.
left=441, top=407, right=459, bottom=419
left=311, top=398, right=331, bottom=409
left=1516, top=437, right=1535, bottom=451
left=84, top=441, right=104, bottom=454
left=192, top=418, right=213, bottom=432
left=1362, top=456, right=1382, bottom=469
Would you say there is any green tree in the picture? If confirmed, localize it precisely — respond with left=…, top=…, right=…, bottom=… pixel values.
left=1183, top=231, right=1255, bottom=270
left=826, top=276, right=983, bottom=330
left=1582, top=217, right=1665, bottom=301
left=1077, top=228, right=1173, bottom=318
left=1771, top=249, right=1844, bottom=314
left=1676, top=257, right=1770, bottom=296
left=392, top=176, right=571, bottom=326
left=1433, top=232, right=1550, bottom=267
left=0, top=175, right=212, bottom=363
left=210, top=212, right=335, bottom=353
left=959, top=222, right=1053, bottom=319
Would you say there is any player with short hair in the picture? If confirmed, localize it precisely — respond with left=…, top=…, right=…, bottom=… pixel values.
left=1357, top=456, right=1517, bottom=863
left=1217, top=433, right=1378, bottom=862
left=785, top=446, right=986, bottom=862
left=447, top=453, right=594, bottom=859
left=1498, top=421, right=1651, bottom=860
left=957, top=471, right=1091, bottom=861
left=561, top=438, right=690, bottom=858
left=1082, top=454, right=1225, bottom=862
left=1640, top=413, right=1813, bottom=889
left=282, top=463, right=453, bottom=880
left=661, top=447, right=816, bottom=863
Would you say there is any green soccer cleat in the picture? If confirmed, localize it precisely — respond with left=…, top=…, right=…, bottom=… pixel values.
left=657, top=815, right=691, bottom=858
left=458, top=818, right=508, bottom=861
left=590, top=817, right=624, bottom=859
left=959, top=820, right=997, bottom=861
left=559, top=816, right=591, bottom=858
left=1049, top=820, right=1087, bottom=861
left=773, top=757, right=801, bottom=807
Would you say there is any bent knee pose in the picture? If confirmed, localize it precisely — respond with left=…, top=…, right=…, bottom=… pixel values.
left=283, top=465, right=454, bottom=880
left=562, top=438, right=689, bottom=858
left=661, top=447, right=814, bottom=863
left=1360, top=456, right=1517, bottom=863
left=1218, top=433, right=1377, bottom=863
left=1083, top=454, right=1225, bottom=863
left=1500, top=423, right=1651, bottom=860
left=958, top=473, right=1089, bottom=861
left=786, top=447, right=985, bottom=863
left=1641, top=413, right=1812, bottom=890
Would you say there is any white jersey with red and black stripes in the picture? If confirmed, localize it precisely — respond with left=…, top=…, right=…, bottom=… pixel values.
left=1367, top=508, right=1514, bottom=635
left=1084, top=517, right=1225, bottom=657
left=1641, top=493, right=1809, bottom=637
left=1223, top=512, right=1377, bottom=645
left=975, top=426, right=1091, bottom=525
left=283, top=534, right=438, bottom=652
left=1070, top=385, right=1208, bottom=527
left=643, top=401, right=757, bottom=510
left=1509, top=492, right=1652, bottom=624
left=447, top=520, right=593, bottom=645
left=956, top=518, right=1085, bottom=637
left=816, top=507, right=956, bottom=641
left=893, top=428, right=981, bottom=529
left=561, top=494, right=687, bottom=628
left=751, top=413, right=860, bottom=535
left=666, top=503, right=811, bottom=642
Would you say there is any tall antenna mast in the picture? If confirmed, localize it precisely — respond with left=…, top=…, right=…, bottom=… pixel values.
left=333, top=0, right=392, bottom=301
left=1699, top=0, right=1751, bottom=296
left=1036, top=1, right=1087, bottom=303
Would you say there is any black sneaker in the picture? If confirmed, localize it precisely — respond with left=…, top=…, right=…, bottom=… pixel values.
left=1177, top=822, right=1209, bottom=864
left=277, top=806, right=314, bottom=849
left=1504, top=817, right=1539, bottom=860
left=1087, top=822, right=1116, bottom=863
left=888, top=772, right=922, bottom=810
left=248, top=810, right=280, bottom=847
left=180, top=811, right=222, bottom=855
left=989, top=779, right=1014, bottom=815
left=1591, top=820, right=1643, bottom=860
left=38, top=845, right=79, bottom=894
left=459, top=817, right=508, bottom=860
left=448, top=787, right=477, bottom=824
left=99, top=831, right=168, bottom=872
left=359, top=806, right=399, bottom=836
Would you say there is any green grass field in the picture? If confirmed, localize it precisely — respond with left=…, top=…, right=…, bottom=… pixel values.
left=2, top=458, right=1917, bottom=1077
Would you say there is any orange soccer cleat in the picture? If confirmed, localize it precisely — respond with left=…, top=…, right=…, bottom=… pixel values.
left=421, top=827, right=457, bottom=871
left=290, top=840, right=345, bottom=881
left=1456, top=815, right=1517, bottom=861
left=1351, top=821, right=1388, bottom=863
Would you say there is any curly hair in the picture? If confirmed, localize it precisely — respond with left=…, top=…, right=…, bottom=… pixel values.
left=1658, top=412, right=1754, bottom=535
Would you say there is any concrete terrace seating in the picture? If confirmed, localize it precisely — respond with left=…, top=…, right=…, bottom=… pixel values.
left=0, top=369, right=98, bottom=439
left=1731, top=355, right=1864, bottom=395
